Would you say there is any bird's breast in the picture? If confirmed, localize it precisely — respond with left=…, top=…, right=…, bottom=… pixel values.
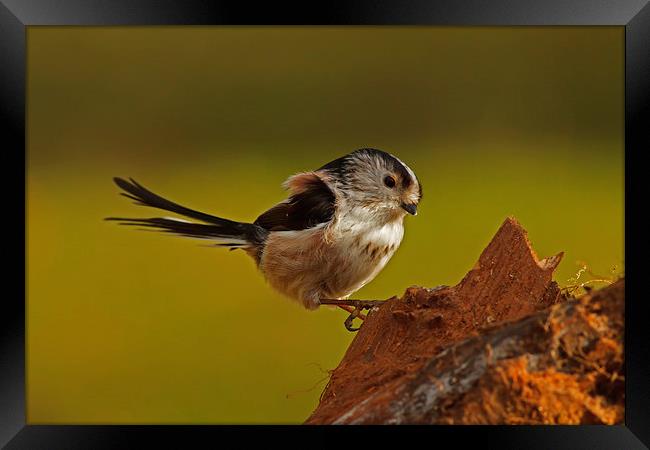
left=328, top=218, right=404, bottom=294
left=339, top=220, right=404, bottom=260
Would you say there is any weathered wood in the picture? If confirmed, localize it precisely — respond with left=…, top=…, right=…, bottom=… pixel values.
left=306, top=217, right=623, bottom=425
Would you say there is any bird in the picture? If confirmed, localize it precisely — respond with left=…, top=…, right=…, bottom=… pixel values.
left=107, top=148, right=422, bottom=330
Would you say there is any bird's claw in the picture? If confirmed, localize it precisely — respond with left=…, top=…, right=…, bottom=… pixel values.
left=320, top=298, right=387, bottom=332
left=344, top=308, right=362, bottom=332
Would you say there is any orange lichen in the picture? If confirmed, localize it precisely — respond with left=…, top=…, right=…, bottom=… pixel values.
left=437, top=355, right=621, bottom=425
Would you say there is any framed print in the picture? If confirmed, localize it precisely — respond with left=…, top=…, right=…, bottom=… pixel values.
left=2, top=0, right=649, bottom=447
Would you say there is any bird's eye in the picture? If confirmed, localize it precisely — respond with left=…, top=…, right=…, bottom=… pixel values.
left=383, top=175, right=396, bottom=188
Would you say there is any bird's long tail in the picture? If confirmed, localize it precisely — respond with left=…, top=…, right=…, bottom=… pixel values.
left=106, top=178, right=269, bottom=252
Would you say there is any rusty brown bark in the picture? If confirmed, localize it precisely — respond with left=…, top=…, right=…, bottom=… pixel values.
left=306, top=217, right=624, bottom=425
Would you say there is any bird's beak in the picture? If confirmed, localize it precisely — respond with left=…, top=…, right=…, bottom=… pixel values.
left=401, top=203, right=418, bottom=216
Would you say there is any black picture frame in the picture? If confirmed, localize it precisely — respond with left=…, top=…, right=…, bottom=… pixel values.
left=2, top=1, right=648, bottom=448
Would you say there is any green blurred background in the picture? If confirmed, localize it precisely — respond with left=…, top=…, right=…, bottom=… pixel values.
left=27, top=27, right=623, bottom=424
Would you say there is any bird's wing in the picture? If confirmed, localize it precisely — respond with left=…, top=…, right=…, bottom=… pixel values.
left=254, top=171, right=337, bottom=231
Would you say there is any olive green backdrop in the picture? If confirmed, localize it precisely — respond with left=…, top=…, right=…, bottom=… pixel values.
left=27, top=27, right=623, bottom=423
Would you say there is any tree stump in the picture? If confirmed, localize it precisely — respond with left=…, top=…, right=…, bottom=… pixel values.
left=306, top=217, right=624, bottom=425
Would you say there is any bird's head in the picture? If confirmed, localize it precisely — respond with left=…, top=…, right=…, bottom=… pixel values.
left=319, top=148, right=422, bottom=220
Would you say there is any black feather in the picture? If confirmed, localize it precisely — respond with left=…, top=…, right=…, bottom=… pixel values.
left=106, top=217, right=234, bottom=240
left=108, top=178, right=268, bottom=248
left=112, top=177, right=240, bottom=227
left=253, top=202, right=291, bottom=231
left=254, top=175, right=335, bottom=231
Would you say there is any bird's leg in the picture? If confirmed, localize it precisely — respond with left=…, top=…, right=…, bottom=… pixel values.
left=320, top=299, right=387, bottom=332
left=320, top=298, right=387, bottom=310
left=337, top=305, right=368, bottom=321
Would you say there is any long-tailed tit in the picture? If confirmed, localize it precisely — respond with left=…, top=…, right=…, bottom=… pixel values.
left=107, top=148, right=422, bottom=330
